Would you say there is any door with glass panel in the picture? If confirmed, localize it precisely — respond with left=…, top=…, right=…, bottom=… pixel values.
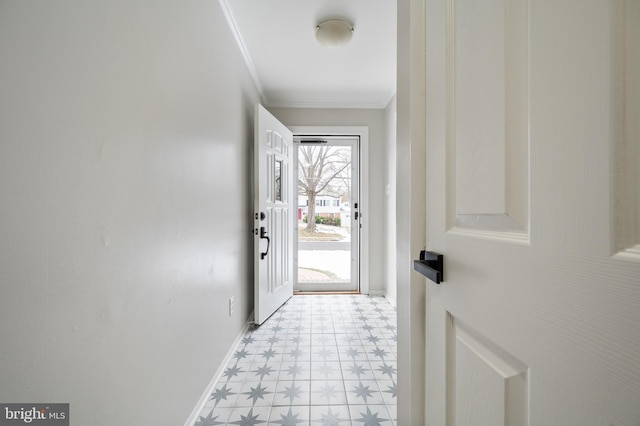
left=294, top=137, right=360, bottom=292
left=254, top=104, right=293, bottom=325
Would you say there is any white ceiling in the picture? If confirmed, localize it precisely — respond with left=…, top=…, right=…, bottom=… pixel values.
left=220, top=0, right=397, bottom=109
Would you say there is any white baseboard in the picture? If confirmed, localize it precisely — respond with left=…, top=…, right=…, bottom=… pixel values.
left=183, top=319, right=252, bottom=426
left=384, top=293, right=397, bottom=309
left=369, top=290, right=397, bottom=309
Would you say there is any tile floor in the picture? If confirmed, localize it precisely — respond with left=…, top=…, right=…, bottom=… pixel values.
left=194, top=295, right=397, bottom=425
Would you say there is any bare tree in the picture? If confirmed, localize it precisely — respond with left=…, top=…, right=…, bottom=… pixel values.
left=298, top=145, right=351, bottom=232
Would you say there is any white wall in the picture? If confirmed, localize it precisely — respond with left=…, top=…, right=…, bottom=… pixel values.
left=0, top=1, right=258, bottom=424
left=269, top=107, right=387, bottom=294
left=383, top=96, right=398, bottom=306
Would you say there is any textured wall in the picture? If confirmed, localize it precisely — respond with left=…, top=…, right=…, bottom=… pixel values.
left=0, top=1, right=258, bottom=424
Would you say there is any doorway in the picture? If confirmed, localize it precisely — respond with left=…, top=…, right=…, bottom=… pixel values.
left=294, top=136, right=360, bottom=292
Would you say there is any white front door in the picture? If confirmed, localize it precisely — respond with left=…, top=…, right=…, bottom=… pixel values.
left=422, top=0, right=640, bottom=424
left=254, top=104, right=293, bottom=325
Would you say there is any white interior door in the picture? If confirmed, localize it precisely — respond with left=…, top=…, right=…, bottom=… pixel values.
left=422, top=0, right=640, bottom=424
left=254, top=104, right=293, bottom=325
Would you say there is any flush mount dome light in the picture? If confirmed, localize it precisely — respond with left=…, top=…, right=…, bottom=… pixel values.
left=315, top=18, right=354, bottom=48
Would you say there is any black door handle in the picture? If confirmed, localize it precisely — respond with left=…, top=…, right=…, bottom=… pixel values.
left=260, top=226, right=270, bottom=260
left=413, top=250, right=444, bottom=284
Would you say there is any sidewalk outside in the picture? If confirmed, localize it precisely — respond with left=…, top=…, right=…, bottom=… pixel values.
left=297, top=222, right=350, bottom=282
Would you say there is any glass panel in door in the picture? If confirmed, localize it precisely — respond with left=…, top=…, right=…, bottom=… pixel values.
left=294, top=137, right=359, bottom=292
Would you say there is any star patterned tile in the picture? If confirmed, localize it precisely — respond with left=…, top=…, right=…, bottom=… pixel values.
left=192, top=295, right=397, bottom=425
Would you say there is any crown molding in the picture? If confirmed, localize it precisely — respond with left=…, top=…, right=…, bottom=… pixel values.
left=219, top=0, right=266, bottom=103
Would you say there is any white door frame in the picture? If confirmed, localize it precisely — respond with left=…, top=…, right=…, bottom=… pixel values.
left=294, top=136, right=360, bottom=292
left=290, top=126, right=370, bottom=295
left=396, top=0, right=427, bottom=424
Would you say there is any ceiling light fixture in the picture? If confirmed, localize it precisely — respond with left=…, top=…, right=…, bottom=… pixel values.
left=315, top=18, right=354, bottom=49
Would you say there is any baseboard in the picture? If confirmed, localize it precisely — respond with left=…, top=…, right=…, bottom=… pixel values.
left=384, top=292, right=397, bottom=309
left=369, top=290, right=397, bottom=309
left=183, top=318, right=253, bottom=426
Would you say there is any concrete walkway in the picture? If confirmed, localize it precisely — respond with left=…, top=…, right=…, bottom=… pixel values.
left=297, top=267, right=334, bottom=281
left=297, top=223, right=351, bottom=283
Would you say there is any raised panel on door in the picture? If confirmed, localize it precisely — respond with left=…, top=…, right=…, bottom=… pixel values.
left=449, top=316, right=528, bottom=426
left=449, top=0, right=529, bottom=239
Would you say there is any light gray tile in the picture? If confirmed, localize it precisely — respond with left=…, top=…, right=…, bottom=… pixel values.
left=272, top=381, right=311, bottom=406
left=344, top=380, right=385, bottom=405
left=341, top=362, right=374, bottom=381
left=370, top=360, right=397, bottom=381
left=226, top=406, right=271, bottom=425
left=268, top=406, right=309, bottom=425
left=312, top=346, right=340, bottom=362
left=310, top=380, right=348, bottom=405
left=379, top=382, right=397, bottom=405
left=194, top=407, right=233, bottom=425
left=348, top=405, right=393, bottom=425
left=309, top=405, right=351, bottom=425
left=237, top=381, right=277, bottom=407
left=192, top=295, right=397, bottom=422
left=310, top=362, right=343, bottom=380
